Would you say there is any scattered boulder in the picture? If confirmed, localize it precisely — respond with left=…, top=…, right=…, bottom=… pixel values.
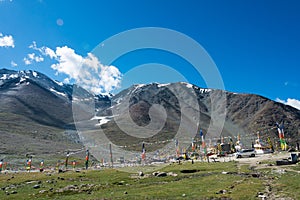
left=258, top=194, right=267, bottom=200
left=46, top=180, right=55, bottom=184
left=138, top=171, right=144, bottom=177
left=26, top=181, right=39, bottom=184
left=39, top=190, right=47, bottom=194
left=11, top=190, right=17, bottom=194
left=167, top=172, right=178, bottom=177
left=216, top=189, right=227, bottom=194
left=33, top=184, right=40, bottom=189
left=151, top=171, right=176, bottom=177
left=251, top=173, right=260, bottom=178
left=116, top=181, right=125, bottom=185
left=58, top=169, right=66, bottom=173
left=152, top=172, right=159, bottom=176
left=157, top=172, right=167, bottom=177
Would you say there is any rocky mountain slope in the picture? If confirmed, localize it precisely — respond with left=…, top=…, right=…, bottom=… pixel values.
left=93, top=83, right=299, bottom=154
left=0, top=69, right=299, bottom=162
left=0, top=69, right=110, bottom=161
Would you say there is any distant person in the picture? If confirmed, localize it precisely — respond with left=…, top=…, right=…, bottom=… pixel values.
left=40, top=160, right=44, bottom=172
left=27, top=157, right=32, bottom=172
left=0, top=159, right=3, bottom=173
left=85, top=150, right=90, bottom=170
left=26, top=159, right=31, bottom=171
left=65, top=151, right=70, bottom=169
left=72, top=160, right=76, bottom=170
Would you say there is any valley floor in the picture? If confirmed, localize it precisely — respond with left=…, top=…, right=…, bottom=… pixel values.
left=0, top=152, right=299, bottom=200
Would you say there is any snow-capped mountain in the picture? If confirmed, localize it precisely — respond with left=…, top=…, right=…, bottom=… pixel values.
left=95, top=82, right=300, bottom=152
left=0, top=68, right=111, bottom=157
left=0, top=68, right=299, bottom=158
left=0, top=68, right=73, bottom=100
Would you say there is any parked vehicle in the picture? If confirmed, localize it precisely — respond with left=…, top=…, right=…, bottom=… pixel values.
left=235, top=149, right=256, bottom=158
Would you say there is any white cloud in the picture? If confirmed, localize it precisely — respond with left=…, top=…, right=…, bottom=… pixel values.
left=28, top=53, right=35, bottom=60
left=28, top=41, right=37, bottom=49
left=51, top=46, right=83, bottom=80
left=27, top=41, right=122, bottom=94
left=23, top=57, right=31, bottom=65
left=23, top=52, right=44, bottom=65
left=29, top=41, right=56, bottom=59
left=0, top=33, right=15, bottom=48
left=34, top=55, right=44, bottom=62
left=43, top=47, right=56, bottom=59
left=10, top=60, right=17, bottom=67
left=50, top=46, right=121, bottom=94
left=276, top=98, right=300, bottom=110
left=63, top=77, right=70, bottom=84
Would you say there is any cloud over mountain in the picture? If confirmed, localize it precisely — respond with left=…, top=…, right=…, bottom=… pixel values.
left=0, top=33, right=14, bottom=48
left=276, top=98, right=300, bottom=110
left=27, top=42, right=122, bottom=94
left=23, top=53, right=44, bottom=65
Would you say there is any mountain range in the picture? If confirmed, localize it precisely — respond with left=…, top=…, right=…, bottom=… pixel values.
left=0, top=68, right=299, bottom=163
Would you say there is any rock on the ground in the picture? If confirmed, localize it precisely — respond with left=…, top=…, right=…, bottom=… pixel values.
left=33, top=185, right=40, bottom=189
left=138, top=171, right=144, bottom=176
left=39, top=190, right=47, bottom=194
left=157, top=172, right=167, bottom=177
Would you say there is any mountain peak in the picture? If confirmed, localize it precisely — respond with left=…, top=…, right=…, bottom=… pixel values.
left=0, top=68, right=299, bottom=160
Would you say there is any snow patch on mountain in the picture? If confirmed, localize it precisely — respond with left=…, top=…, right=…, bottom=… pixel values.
left=0, top=74, right=8, bottom=80
left=158, top=83, right=170, bottom=88
left=91, top=116, right=113, bottom=126
left=54, top=80, right=64, bottom=86
left=9, top=74, right=18, bottom=79
left=134, top=84, right=145, bottom=89
left=129, top=84, right=146, bottom=94
left=32, top=71, right=38, bottom=77
left=180, top=82, right=212, bottom=93
left=185, top=83, right=193, bottom=89
left=199, top=88, right=212, bottom=93
left=19, top=77, right=27, bottom=83
left=50, top=88, right=67, bottom=97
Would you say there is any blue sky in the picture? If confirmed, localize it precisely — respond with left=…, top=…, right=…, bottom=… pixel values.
left=0, top=0, right=299, bottom=109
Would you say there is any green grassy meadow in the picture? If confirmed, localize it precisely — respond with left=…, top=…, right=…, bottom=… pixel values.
left=0, top=161, right=299, bottom=200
